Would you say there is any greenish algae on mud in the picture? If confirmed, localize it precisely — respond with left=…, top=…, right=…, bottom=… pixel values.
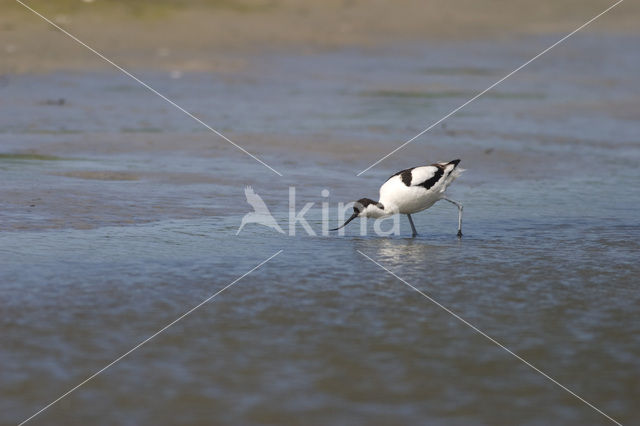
left=0, top=153, right=65, bottom=161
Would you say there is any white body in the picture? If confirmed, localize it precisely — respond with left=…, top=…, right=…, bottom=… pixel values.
left=364, top=162, right=464, bottom=218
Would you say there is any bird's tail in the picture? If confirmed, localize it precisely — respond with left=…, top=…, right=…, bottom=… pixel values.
left=447, top=159, right=465, bottom=182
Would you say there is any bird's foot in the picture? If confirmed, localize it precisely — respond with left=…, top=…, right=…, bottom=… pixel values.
left=457, top=230, right=463, bottom=238
left=411, top=232, right=418, bottom=238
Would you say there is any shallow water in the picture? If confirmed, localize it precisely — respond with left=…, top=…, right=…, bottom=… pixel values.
left=1, top=34, right=639, bottom=425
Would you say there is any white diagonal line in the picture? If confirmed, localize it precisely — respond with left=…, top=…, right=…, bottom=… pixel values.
left=16, top=0, right=283, bottom=177
left=357, top=250, right=622, bottom=426
left=356, top=0, right=624, bottom=176
left=18, top=250, right=283, bottom=426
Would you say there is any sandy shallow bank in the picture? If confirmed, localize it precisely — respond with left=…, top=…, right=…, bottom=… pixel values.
left=2, top=0, right=639, bottom=73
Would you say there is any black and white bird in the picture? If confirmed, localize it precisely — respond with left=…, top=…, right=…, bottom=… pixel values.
left=331, top=159, right=464, bottom=237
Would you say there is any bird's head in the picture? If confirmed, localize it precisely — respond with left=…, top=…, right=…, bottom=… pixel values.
left=330, top=198, right=385, bottom=231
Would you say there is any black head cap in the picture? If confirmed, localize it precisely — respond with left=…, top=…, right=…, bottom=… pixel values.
left=353, top=198, right=379, bottom=214
left=329, top=198, right=383, bottom=231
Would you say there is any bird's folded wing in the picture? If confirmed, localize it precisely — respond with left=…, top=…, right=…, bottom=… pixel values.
left=408, top=166, right=439, bottom=187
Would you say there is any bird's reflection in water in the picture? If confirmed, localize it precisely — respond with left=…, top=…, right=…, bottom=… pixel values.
left=356, top=238, right=444, bottom=267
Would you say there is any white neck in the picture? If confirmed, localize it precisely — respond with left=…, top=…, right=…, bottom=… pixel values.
left=363, top=203, right=396, bottom=218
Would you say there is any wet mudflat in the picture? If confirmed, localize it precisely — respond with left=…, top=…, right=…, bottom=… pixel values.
left=1, top=34, right=639, bottom=425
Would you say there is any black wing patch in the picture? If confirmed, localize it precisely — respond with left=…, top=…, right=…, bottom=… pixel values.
left=416, top=167, right=444, bottom=190
left=388, top=168, right=414, bottom=186
left=399, top=169, right=413, bottom=186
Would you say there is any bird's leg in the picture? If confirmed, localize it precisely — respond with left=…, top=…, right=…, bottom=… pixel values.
left=443, top=197, right=463, bottom=237
left=406, top=214, right=418, bottom=237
